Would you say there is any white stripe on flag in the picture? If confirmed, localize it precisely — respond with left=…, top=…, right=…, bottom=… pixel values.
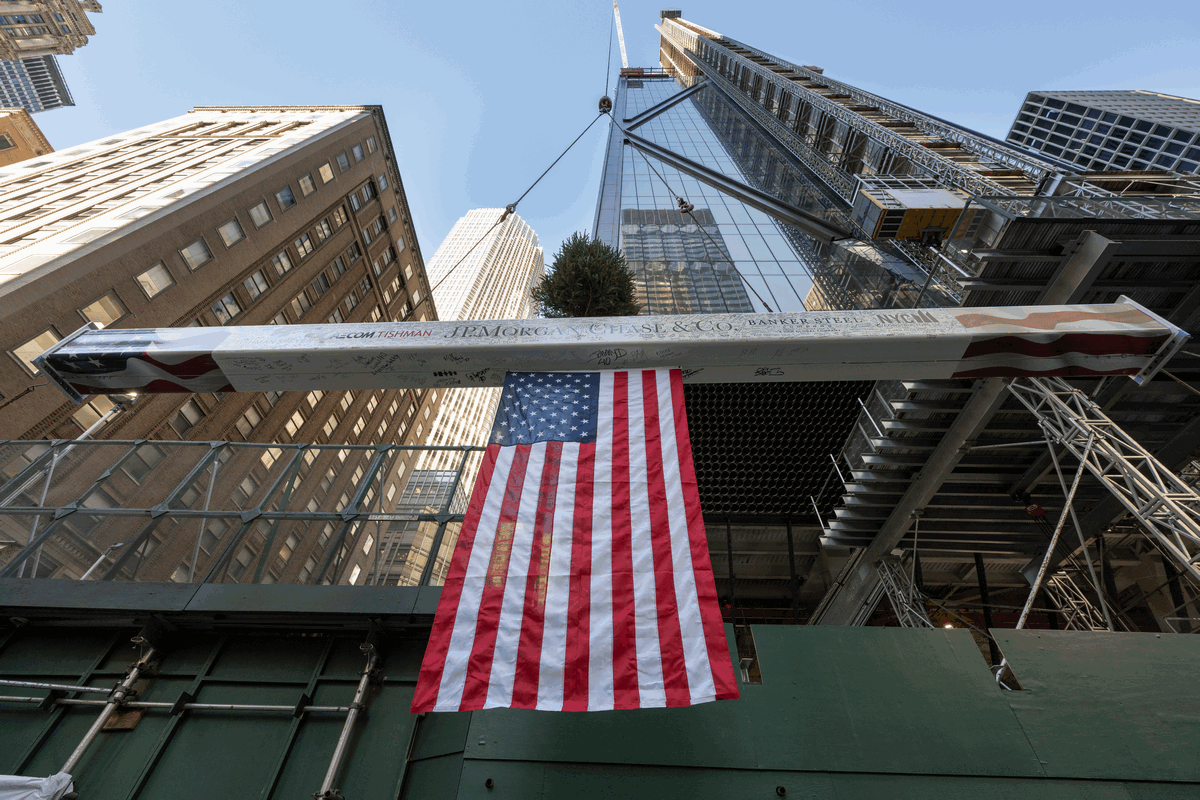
left=656, top=370, right=715, bottom=702
left=434, top=445, right=517, bottom=712
left=538, top=442, right=578, bottom=710
left=485, top=442, right=547, bottom=708
left=589, top=371, right=616, bottom=710
left=627, top=372, right=666, bottom=706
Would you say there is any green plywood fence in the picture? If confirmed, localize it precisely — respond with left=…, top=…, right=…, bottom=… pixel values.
left=1, top=616, right=1199, bottom=798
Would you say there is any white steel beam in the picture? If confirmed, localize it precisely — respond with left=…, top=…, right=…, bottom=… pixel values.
left=35, top=300, right=1186, bottom=401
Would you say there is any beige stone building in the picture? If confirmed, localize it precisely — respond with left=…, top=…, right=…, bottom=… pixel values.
left=0, top=105, right=444, bottom=585
left=0, top=1, right=99, bottom=60
left=0, top=106, right=50, bottom=166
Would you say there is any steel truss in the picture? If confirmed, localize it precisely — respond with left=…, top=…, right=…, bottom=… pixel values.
left=876, top=556, right=935, bottom=628
left=1043, top=573, right=1111, bottom=631
left=1007, top=377, right=1200, bottom=587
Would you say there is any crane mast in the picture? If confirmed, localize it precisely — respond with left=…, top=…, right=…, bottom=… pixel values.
left=613, top=1, right=629, bottom=69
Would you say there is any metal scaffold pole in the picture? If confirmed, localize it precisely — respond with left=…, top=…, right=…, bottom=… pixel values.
left=60, top=646, right=157, bottom=775
left=314, top=635, right=383, bottom=800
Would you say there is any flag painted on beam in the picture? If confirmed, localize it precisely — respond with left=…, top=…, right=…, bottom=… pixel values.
left=411, top=369, right=739, bottom=712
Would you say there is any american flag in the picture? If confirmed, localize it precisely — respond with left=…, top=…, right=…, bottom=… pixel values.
left=411, top=369, right=739, bottom=712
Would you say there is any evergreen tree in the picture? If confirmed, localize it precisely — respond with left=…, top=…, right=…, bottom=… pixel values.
left=531, top=232, right=641, bottom=318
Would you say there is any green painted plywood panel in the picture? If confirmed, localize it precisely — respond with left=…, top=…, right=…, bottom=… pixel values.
left=462, top=624, right=755, bottom=770
left=134, top=682, right=305, bottom=798
left=465, top=625, right=1042, bottom=777
left=403, top=752, right=469, bottom=799
left=207, top=633, right=329, bottom=682
left=409, top=709, right=472, bottom=761
left=750, top=625, right=1042, bottom=776
left=270, top=680, right=418, bottom=800
left=995, top=629, right=1200, bottom=782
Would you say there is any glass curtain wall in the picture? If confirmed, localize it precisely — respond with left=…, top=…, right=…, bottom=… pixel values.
left=595, top=74, right=933, bottom=312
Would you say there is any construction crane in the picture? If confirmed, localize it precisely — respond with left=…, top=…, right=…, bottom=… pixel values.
left=613, top=1, right=629, bottom=70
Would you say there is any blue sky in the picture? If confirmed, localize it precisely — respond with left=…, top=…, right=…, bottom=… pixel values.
left=37, top=1, right=1200, bottom=271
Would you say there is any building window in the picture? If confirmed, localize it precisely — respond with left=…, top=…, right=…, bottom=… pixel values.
left=307, top=390, right=324, bottom=408
left=291, top=291, right=312, bottom=318
left=248, top=201, right=272, bottom=228
left=294, top=233, right=314, bottom=258
left=72, top=395, right=115, bottom=430
left=349, top=193, right=361, bottom=213
left=344, top=290, right=359, bottom=313
left=279, top=534, right=300, bottom=563
left=236, top=405, right=263, bottom=437
left=244, top=270, right=269, bottom=301
left=284, top=410, right=305, bottom=437
left=328, top=308, right=345, bottom=324
left=352, top=144, right=365, bottom=162
left=361, top=182, right=377, bottom=202
left=212, top=292, right=241, bottom=324
left=359, top=276, right=372, bottom=297
left=180, top=237, right=214, bottom=270
left=270, top=311, right=287, bottom=326
left=329, top=255, right=347, bottom=278
left=347, top=242, right=362, bottom=263
left=319, top=162, right=334, bottom=183
left=337, top=152, right=350, bottom=172
left=332, top=206, right=348, bottom=228
left=366, top=136, right=377, bottom=154
left=299, top=557, right=317, bottom=583
left=311, top=272, right=331, bottom=298
left=121, top=444, right=165, bottom=484
left=388, top=206, right=398, bottom=223
left=217, top=218, right=245, bottom=248
left=349, top=565, right=362, bottom=585
left=298, top=173, right=316, bottom=196
left=361, top=226, right=373, bottom=245
left=378, top=174, right=388, bottom=191
left=228, top=547, right=256, bottom=581
left=169, top=399, right=205, bottom=436
left=315, top=218, right=333, bottom=241
left=371, top=216, right=386, bottom=237
left=275, top=186, right=296, bottom=210
left=80, top=292, right=127, bottom=326
left=271, top=250, right=293, bottom=276
left=11, top=328, right=59, bottom=375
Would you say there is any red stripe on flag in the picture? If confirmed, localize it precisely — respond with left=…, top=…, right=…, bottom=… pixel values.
left=610, top=372, right=640, bottom=710
left=670, top=371, right=739, bottom=700
left=411, top=445, right=501, bottom=712
left=562, top=443, right=595, bottom=711
left=511, top=441, right=562, bottom=708
left=642, top=371, right=690, bottom=707
left=951, top=365, right=1140, bottom=379
left=459, top=444, right=532, bottom=710
left=961, top=332, right=1167, bottom=360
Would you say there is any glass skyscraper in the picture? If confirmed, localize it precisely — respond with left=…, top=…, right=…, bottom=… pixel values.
left=0, top=55, right=74, bottom=113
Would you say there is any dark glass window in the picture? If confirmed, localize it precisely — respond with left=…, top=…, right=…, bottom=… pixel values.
left=1133, top=119, right=1152, bottom=132
left=1085, top=109, right=1101, bottom=119
left=1048, top=134, right=1068, bottom=146
left=1156, top=154, right=1176, bottom=167
left=1145, top=137, right=1165, bottom=149
left=1095, top=124, right=1111, bottom=135
left=1042, top=144, right=1063, bottom=156
left=1065, top=103, right=1085, bottom=114
left=1060, top=114, right=1081, bottom=126
left=1153, top=124, right=1172, bottom=136
left=1166, top=142, right=1184, bottom=155
left=1172, top=130, right=1192, bottom=142
left=1046, top=98, right=1065, bottom=109
left=1102, top=112, right=1118, bottom=123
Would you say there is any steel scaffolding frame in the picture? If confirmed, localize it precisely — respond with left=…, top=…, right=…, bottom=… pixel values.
left=1007, top=377, right=1200, bottom=588
left=876, top=555, right=935, bottom=628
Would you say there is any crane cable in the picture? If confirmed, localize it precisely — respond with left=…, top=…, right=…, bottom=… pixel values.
left=607, top=116, right=776, bottom=313
left=400, top=112, right=608, bottom=324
